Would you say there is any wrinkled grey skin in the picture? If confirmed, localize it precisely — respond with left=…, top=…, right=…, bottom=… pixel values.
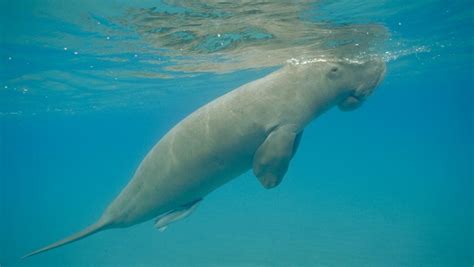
left=24, top=59, right=386, bottom=258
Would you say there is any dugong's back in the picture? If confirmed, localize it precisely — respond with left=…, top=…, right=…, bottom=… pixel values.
left=104, top=79, right=276, bottom=226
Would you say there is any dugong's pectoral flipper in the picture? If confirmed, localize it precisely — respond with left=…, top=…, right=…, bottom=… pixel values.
left=253, top=125, right=302, bottom=189
left=154, top=199, right=202, bottom=231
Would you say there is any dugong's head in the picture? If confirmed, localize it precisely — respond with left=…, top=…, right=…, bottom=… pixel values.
left=326, top=59, right=386, bottom=111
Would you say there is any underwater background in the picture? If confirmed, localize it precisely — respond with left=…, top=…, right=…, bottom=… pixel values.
left=1, top=0, right=472, bottom=266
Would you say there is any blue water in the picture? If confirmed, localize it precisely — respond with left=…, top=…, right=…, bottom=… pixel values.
left=1, top=1, right=473, bottom=266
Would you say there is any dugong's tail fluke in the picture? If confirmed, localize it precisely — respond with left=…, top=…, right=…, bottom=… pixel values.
left=22, top=220, right=108, bottom=259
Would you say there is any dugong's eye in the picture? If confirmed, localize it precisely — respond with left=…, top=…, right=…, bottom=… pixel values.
left=327, top=66, right=342, bottom=80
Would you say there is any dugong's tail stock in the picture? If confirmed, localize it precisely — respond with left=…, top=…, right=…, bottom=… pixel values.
left=22, top=220, right=108, bottom=259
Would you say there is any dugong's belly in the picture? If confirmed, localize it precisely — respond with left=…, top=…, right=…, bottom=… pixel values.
left=105, top=94, right=271, bottom=226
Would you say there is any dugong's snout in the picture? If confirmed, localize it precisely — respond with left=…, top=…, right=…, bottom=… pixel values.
left=369, top=59, right=387, bottom=89
left=356, top=59, right=386, bottom=98
left=338, top=59, right=386, bottom=111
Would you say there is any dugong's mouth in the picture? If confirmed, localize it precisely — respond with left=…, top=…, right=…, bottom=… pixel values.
left=348, top=94, right=362, bottom=102
left=338, top=94, right=362, bottom=111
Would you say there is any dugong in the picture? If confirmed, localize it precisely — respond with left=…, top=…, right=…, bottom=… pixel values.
left=24, top=59, right=386, bottom=258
